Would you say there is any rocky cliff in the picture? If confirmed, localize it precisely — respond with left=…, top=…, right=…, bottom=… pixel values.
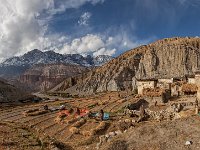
left=19, top=64, right=90, bottom=92
left=51, top=37, right=200, bottom=95
left=0, top=79, right=30, bottom=103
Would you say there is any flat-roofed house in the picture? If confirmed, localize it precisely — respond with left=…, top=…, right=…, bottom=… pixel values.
left=195, top=71, right=200, bottom=100
left=137, top=79, right=157, bottom=95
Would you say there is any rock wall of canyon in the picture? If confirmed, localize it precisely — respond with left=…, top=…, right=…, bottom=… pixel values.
left=19, top=64, right=90, bottom=92
left=0, top=80, right=29, bottom=103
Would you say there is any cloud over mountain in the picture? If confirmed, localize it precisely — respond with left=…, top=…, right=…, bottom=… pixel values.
left=1, top=0, right=199, bottom=62
left=59, top=34, right=116, bottom=57
left=0, top=0, right=106, bottom=61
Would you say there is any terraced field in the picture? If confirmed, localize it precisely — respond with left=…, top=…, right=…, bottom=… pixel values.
left=0, top=92, right=138, bottom=150
left=2, top=93, right=200, bottom=150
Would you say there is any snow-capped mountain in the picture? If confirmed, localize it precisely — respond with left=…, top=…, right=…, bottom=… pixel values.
left=0, top=49, right=113, bottom=78
left=1, top=49, right=113, bottom=67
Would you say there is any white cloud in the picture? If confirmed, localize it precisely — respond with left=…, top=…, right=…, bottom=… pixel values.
left=0, top=0, right=152, bottom=61
left=78, top=12, right=92, bottom=26
left=49, top=0, right=105, bottom=14
left=59, top=34, right=116, bottom=57
left=0, top=0, right=105, bottom=61
left=105, top=31, right=143, bottom=50
left=58, top=30, right=153, bottom=57
left=93, top=48, right=116, bottom=56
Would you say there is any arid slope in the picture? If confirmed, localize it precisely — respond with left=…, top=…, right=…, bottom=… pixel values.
left=51, top=37, right=200, bottom=95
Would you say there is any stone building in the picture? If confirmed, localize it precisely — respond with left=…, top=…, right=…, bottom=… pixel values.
left=187, top=75, right=196, bottom=84
left=158, top=78, right=173, bottom=84
left=195, top=72, right=200, bottom=100
left=143, top=88, right=171, bottom=105
left=171, top=84, right=181, bottom=97
left=136, top=79, right=157, bottom=95
left=157, top=78, right=173, bottom=90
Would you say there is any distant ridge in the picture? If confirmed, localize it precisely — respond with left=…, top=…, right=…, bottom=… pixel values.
left=0, top=49, right=113, bottom=78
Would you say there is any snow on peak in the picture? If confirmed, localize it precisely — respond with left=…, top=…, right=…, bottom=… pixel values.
left=1, top=50, right=113, bottom=67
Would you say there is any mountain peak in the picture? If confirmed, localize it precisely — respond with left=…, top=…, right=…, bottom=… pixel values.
left=25, top=49, right=42, bottom=54
left=1, top=50, right=114, bottom=67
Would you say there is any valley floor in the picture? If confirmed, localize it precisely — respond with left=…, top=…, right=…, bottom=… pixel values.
left=0, top=92, right=200, bottom=150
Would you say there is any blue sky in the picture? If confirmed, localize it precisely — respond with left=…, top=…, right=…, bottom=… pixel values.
left=0, top=0, right=200, bottom=60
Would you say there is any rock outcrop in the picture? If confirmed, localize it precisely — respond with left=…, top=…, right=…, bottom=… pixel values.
left=19, top=64, right=90, bottom=92
left=0, top=79, right=30, bottom=103
left=51, top=37, right=200, bottom=95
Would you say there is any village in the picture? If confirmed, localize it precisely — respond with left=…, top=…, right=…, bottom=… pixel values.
left=0, top=72, right=200, bottom=150
left=137, top=71, right=200, bottom=109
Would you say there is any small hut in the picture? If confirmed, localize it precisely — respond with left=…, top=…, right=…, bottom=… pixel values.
left=171, top=81, right=186, bottom=97
left=142, top=87, right=171, bottom=104
left=187, top=75, right=196, bottom=84
left=195, top=71, right=200, bottom=100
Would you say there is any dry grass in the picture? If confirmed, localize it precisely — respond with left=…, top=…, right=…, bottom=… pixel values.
left=66, top=117, right=78, bottom=124
left=178, top=109, right=195, bottom=118
left=76, top=136, right=96, bottom=146
left=69, top=127, right=79, bottom=134
left=79, top=130, right=91, bottom=137
left=79, top=121, right=108, bottom=137
left=118, top=99, right=126, bottom=103
left=171, top=81, right=186, bottom=87
left=181, top=83, right=198, bottom=93
left=55, top=113, right=67, bottom=123
left=72, top=118, right=86, bottom=128
left=24, top=109, right=39, bottom=114
left=98, top=101, right=107, bottom=105
left=90, top=121, right=108, bottom=136
left=25, top=110, right=48, bottom=116
left=143, top=88, right=165, bottom=97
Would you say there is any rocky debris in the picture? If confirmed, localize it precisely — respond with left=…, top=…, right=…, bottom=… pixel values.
left=96, top=130, right=124, bottom=149
left=145, top=108, right=178, bottom=121
left=100, top=116, right=200, bottom=150
left=185, top=141, right=192, bottom=146
left=106, top=140, right=128, bottom=150
left=144, top=102, right=196, bottom=121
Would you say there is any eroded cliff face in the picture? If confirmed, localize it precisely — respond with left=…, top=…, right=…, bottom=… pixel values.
left=137, top=38, right=200, bottom=79
left=51, top=37, right=200, bottom=95
left=19, top=64, right=90, bottom=92
left=0, top=80, right=29, bottom=103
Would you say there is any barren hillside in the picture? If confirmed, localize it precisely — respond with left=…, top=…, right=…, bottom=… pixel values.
left=0, top=80, right=30, bottom=104
left=51, top=37, right=200, bottom=95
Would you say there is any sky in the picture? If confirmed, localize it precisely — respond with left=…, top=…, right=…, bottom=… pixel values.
left=0, top=0, right=200, bottom=61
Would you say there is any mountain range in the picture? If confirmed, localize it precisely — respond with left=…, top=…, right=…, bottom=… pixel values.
left=0, top=49, right=113, bottom=92
left=0, top=49, right=113, bottom=78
